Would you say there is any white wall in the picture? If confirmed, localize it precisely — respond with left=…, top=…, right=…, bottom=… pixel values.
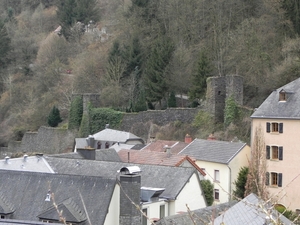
left=142, top=200, right=169, bottom=225
left=104, top=184, right=120, bottom=225
left=174, top=172, right=206, bottom=212
left=195, top=161, right=230, bottom=204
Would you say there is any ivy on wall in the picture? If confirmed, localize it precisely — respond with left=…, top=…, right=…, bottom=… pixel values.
left=68, top=96, right=83, bottom=130
left=89, top=108, right=124, bottom=134
left=224, top=96, right=240, bottom=127
left=79, top=112, right=90, bottom=137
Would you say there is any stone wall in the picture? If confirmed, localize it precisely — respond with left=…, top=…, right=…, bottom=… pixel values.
left=120, top=108, right=200, bottom=131
left=1, top=126, right=76, bottom=158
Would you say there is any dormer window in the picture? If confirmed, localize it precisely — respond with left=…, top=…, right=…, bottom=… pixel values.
left=279, top=90, right=286, bottom=101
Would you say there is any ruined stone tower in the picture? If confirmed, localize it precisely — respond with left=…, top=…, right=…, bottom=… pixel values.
left=206, top=75, right=243, bottom=122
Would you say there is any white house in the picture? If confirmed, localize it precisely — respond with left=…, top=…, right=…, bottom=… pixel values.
left=179, top=138, right=251, bottom=203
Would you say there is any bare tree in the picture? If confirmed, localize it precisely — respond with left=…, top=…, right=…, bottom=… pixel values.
left=245, top=124, right=269, bottom=200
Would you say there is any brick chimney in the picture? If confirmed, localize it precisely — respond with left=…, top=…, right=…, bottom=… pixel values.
left=119, top=166, right=141, bottom=225
left=185, top=134, right=192, bottom=144
left=207, top=133, right=216, bottom=140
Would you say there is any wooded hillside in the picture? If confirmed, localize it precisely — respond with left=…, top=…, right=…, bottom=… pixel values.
left=0, top=0, right=299, bottom=145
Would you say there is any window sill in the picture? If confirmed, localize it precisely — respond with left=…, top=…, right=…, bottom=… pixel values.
left=214, top=180, right=220, bottom=183
left=270, top=159, right=279, bottom=161
left=269, top=185, right=279, bottom=188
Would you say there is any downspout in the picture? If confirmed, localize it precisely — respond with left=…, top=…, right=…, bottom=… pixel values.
left=227, top=164, right=232, bottom=201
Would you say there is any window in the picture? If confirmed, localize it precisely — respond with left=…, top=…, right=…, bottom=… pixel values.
left=214, top=170, right=220, bottom=182
left=142, top=208, right=148, bottom=225
left=0, top=215, right=5, bottom=219
left=266, top=172, right=282, bottom=187
left=160, top=205, right=165, bottom=218
left=214, top=189, right=220, bottom=200
left=266, top=146, right=283, bottom=160
left=266, top=122, right=283, bottom=133
left=279, top=91, right=286, bottom=101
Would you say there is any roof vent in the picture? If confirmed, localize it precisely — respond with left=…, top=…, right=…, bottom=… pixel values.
left=23, top=154, right=28, bottom=162
left=5, top=156, right=10, bottom=164
left=105, top=124, right=109, bottom=129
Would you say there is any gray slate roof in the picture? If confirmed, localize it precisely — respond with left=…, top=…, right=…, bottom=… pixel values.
left=0, top=156, right=54, bottom=173
left=0, top=170, right=116, bottom=225
left=45, top=157, right=198, bottom=200
left=178, top=138, right=246, bottom=164
left=214, top=193, right=294, bottom=225
left=251, top=77, right=300, bottom=119
left=156, top=200, right=237, bottom=225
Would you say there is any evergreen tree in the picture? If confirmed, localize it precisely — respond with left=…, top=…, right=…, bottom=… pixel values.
left=47, top=106, right=62, bottom=127
left=56, top=0, right=100, bottom=39
left=233, top=167, right=249, bottom=199
left=144, top=36, right=174, bottom=107
left=123, top=37, right=142, bottom=78
left=282, top=0, right=300, bottom=35
left=0, top=19, right=11, bottom=69
left=188, top=51, right=213, bottom=102
left=168, top=91, right=177, bottom=108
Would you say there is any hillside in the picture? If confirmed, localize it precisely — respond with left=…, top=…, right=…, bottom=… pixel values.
left=0, top=0, right=299, bottom=146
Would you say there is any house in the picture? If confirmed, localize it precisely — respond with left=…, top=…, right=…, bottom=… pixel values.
left=251, top=77, right=300, bottom=211
left=156, top=193, right=293, bottom=225
left=213, top=193, right=294, bottom=225
left=0, top=170, right=119, bottom=225
left=178, top=138, right=251, bottom=203
left=156, top=200, right=237, bottom=225
left=45, top=157, right=207, bottom=218
left=74, top=128, right=145, bottom=151
left=0, top=155, right=207, bottom=225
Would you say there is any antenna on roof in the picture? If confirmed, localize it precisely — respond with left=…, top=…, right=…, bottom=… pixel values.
left=45, top=189, right=51, bottom=202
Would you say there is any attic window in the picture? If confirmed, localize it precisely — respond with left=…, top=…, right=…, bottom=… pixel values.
left=279, top=91, right=286, bottom=101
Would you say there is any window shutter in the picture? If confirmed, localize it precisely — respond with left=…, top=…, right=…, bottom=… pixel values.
left=265, top=172, right=269, bottom=186
left=266, top=146, right=270, bottom=159
left=279, top=123, right=283, bottom=133
left=279, top=146, right=283, bottom=160
left=278, top=173, right=282, bottom=187
left=266, top=122, right=270, bottom=133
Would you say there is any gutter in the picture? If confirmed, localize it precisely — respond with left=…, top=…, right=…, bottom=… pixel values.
left=227, top=165, right=232, bottom=201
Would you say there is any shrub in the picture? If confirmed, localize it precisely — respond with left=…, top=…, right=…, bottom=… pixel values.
left=224, top=96, right=240, bottom=127
left=200, top=179, right=214, bottom=206
left=89, top=108, right=124, bottom=134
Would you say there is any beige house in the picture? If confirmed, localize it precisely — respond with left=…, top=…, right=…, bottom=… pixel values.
left=251, top=77, right=300, bottom=211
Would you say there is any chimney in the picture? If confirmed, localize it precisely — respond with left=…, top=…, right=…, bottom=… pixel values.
left=207, top=133, right=216, bottom=141
left=185, top=134, right=192, bottom=144
left=164, top=145, right=171, bottom=158
left=118, top=166, right=141, bottom=225
left=77, top=147, right=96, bottom=160
left=86, top=135, right=95, bottom=148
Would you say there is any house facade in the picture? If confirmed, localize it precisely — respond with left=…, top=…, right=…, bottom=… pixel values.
left=179, top=138, right=251, bottom=204
left=251, top=77, right=300, bottom=211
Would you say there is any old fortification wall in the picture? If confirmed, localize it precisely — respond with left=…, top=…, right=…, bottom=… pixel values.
left=1, top=126, right=76, bottom=158
left=1, top=75, right=243, bottom=158
left=1, top=108, right=199, bottom=158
